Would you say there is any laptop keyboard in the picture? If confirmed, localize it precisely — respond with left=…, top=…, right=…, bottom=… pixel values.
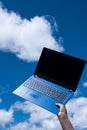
left=23, top=78, right=68, bottom=103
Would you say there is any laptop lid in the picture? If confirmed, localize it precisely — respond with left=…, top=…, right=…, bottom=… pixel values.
left=34, top=47, right=86, bottom=92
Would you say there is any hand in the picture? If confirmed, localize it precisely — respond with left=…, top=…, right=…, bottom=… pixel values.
left=55, top=103, right=74, bottom=130
left=55, top=103, right=68, bottom=119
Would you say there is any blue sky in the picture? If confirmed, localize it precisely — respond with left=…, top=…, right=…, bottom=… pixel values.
left=0, top=0, right=87, bottom=130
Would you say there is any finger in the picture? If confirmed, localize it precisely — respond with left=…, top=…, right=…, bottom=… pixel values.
left=55, top=103, right=64, bottom=108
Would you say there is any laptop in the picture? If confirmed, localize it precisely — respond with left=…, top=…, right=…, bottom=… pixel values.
left=13, top=47, right=86, bottom=114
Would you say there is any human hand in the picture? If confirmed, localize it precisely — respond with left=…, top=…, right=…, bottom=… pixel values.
left=55, top=103, right=68, bottom=119
left=55, top=103, right=74, bottom=130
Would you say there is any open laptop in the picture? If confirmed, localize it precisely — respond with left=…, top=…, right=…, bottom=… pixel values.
left=13, top=47, right=86, bottom=114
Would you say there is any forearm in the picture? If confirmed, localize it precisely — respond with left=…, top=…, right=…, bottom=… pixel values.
left=56, top=103, right=74, bottom=130
left=58, top=116, right=74, bottom=130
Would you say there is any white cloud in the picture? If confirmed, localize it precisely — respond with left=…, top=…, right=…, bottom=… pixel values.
left=66, top=97, right=87, bottom=129
left=0, top=109, right=13, bottom=127
left=7, top=97, right=87, bottom=130
left=8, top=121, right=30, bottom=130
left=0, top=85, right=8, bottom=95
left=83, top=82, right=87, bottom=87
left=10, top=101, right=61, bottom=130
left=8, top=120, right=61, bottom=130
left=0, top=3, right=64, bottom=62
left=0, top=98, right=2, bottom=103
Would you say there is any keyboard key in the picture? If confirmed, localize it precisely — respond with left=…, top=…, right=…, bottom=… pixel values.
left=23, top=78, right=68, bottom=103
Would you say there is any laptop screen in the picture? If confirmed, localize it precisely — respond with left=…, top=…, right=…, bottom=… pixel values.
left=34, top=47, right=86, bottom=91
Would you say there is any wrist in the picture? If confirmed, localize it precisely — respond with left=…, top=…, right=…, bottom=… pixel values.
left=58, top=111, right=68, bottom=120
left=58, top=114, right=69, bottom=122
left=58, top=115, right=74, bottom=130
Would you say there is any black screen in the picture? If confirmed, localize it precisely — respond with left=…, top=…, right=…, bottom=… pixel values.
left=34, top=47, right=86, bottom=91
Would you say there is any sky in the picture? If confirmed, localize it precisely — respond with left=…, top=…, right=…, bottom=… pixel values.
left=0, top=0, right=87, bottom=130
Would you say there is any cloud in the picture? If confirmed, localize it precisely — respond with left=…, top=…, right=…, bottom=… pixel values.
left=0, top=3, right=64, bottom=62
left=3, top=97, right=87, bottom=130
left=0, top=109, right=13, bottom=127
left=0, top=97, right=13, bottom=127
left=0, top=98, right=2, bottom=103
left=10, top=101, right=61, bottom=130
left=66, top=97, right=87, bottom=129
left=0, top=85, right=8, bottom=95
left=83, top=82, right=87, bottom=87
left=7, top=121, right=31, bottom=130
